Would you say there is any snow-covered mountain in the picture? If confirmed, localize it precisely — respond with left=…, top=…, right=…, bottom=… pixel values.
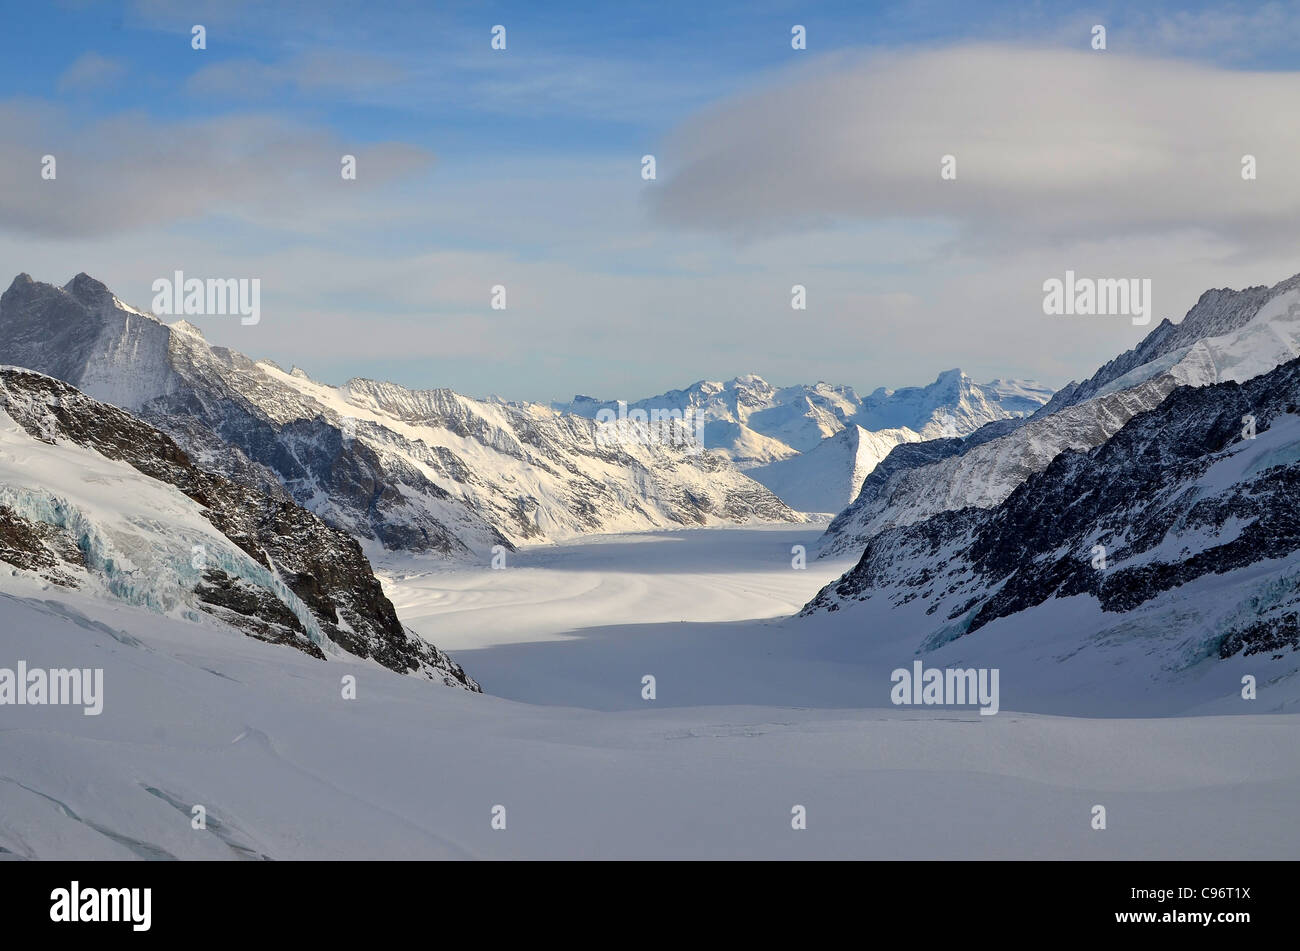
left=0, top=366, right=476, bottom=687
left=852, top=370, right=1051, bottom=435
left=564, top=371, right=1050, bottom=462
left=745, top=424, right=922, bottom=514
left=802, top=353, right=1300, bottom=703
left=819, top=272, right=1300, bottom=555
left=0, top=274, right=803, bottom=558
left=563, top=370, right=1051, bottom=511
left=564, top=375, right=853, bottom=464
left=1039, top=272, right=1300, bottom=416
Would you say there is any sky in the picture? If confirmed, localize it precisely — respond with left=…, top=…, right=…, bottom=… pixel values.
left=4, top=0, right=1300, bottom=402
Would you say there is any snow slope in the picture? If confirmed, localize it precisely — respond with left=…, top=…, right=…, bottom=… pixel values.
left=381, top=524, right=853, bottom=652
left=2, top=540, right=1297, bottom=860
left=1040, top=271, right=1300, bottom=415
left=0, top=404, right=295, bottom=630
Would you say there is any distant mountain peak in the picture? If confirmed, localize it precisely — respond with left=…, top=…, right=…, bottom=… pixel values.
left=558, top=369, right=1052, bottom=510
left=62, top=272, right=113, bottom=307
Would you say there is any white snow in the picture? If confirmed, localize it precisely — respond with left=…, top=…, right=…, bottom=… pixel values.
left=3, top=527, right=1298, bottom=859
left=747, top=425, right=922, bottom=514
left=379, top=524, right=851, bottom=651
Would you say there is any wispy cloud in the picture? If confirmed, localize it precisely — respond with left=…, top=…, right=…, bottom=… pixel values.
left=56, top=52, right=126, bottom=92
left=0, top=104, right=433, bottom=238
left=186, top=50, right=409, bottom=99
left=1135, top=2, right=1300, bottom=63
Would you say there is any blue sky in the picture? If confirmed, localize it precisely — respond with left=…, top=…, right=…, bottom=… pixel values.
left=4, top=0, right=1300, bottom=401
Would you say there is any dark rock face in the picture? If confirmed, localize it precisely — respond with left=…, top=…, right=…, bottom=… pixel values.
left=195, top=567, right=324, bottom=658
left=0, top=505, right=84, bottom=587
left=804, top=357, right=1300, bottom=658
left=1220, top=614, right=1300, bottom=658
left=0, top=274, right=150, bottom=395
left=0, top=367, right=480, bottom=689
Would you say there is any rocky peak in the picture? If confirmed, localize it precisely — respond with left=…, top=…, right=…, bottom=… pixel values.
left=62, top=272, right=113, bottom=308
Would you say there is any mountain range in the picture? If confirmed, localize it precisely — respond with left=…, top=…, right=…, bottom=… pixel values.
left=562, top=370, right=1052, bottom=512
left=0, top=274, right=805, bottom=562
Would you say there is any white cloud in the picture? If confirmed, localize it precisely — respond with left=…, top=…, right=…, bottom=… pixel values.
left=650, top=43, right=1300, bottom=255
